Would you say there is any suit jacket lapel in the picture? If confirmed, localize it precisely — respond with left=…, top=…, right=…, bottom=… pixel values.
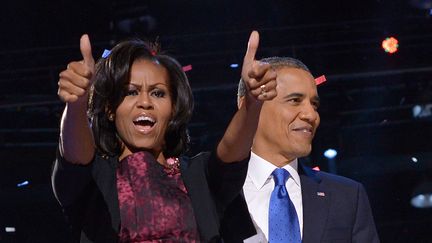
left=299, top=164, right=330, bottom=243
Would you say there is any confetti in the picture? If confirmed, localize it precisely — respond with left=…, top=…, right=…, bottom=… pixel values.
left=101, top=49, right=111, bottom=58
left=182, top=64, right=192, bottom=72
left=315, top=75, right=326, bottom=85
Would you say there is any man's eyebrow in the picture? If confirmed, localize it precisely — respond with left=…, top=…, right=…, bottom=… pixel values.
left=282, top=93, right=321, bottom=104
left=312, top=95, right=321, bottom=103
left=282, top=93, right=304, bottom=99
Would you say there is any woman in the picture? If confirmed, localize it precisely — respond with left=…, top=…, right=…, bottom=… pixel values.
left=52, top=31, right=276, bottom=242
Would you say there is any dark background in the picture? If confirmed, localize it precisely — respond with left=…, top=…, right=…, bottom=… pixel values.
left=1, top=0, right=432, bottom=242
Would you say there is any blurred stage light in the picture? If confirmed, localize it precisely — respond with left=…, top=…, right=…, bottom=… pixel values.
left=381, top=37, right=399, bottom=54
left=5, top=227, right=16, bottom=233
left=324, top=149, right=338, bottom=174
left=411, top=157, right=419, bottom=163
left=17, top=180, right=29, bottom=187
left=411, top=181, right=432, bottom=208
left=230, top=63, right=239, bottom=68
left=324, top=149, right=337, bottom=159
left=412, top=104, right=432, bottom=118
left=409, top=0, right=432, bottom=9
left=411, top=194, right=432, bottom=208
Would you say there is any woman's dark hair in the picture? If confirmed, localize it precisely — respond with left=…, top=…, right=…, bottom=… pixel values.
left=88, top=39, right=193, bottom=158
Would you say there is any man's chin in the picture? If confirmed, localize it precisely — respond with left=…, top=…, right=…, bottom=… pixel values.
left=296, top=147, right=312, bottom=158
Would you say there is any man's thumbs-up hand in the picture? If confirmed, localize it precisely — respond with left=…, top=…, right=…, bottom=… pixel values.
left=241, top=31, right=277, bottom=102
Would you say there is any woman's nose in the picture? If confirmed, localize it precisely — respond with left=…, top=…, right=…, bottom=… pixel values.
left=137, top=93, right=153, bottom=109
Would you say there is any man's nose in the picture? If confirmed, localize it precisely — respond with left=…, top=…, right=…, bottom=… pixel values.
left=299, top=103, right=318, bottom=122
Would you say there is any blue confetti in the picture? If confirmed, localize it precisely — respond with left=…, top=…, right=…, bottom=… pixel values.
left=102, top=49, right=111, bottom=58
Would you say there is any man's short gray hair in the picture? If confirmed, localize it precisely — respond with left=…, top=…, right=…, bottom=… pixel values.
left=237, top=56, right=311, bottom=98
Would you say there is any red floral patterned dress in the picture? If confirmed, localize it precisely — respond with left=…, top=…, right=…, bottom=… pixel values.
left=116, top=151, right=200, bottom=242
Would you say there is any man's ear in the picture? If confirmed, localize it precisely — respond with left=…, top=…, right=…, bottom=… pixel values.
left=237, top=95, right=245, bottom=110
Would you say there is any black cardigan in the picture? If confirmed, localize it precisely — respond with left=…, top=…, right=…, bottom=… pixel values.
left=51, top=150, right=248, bottom=243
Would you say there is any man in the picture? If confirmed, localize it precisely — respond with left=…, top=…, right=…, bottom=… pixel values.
left=220, top=56, right=380, bottom=243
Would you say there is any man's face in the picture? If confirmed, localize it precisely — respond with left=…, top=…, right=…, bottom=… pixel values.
left=252, top=67, right=320, bottom=165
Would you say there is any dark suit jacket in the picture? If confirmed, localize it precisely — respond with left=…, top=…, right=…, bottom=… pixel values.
left=221, top=163, right=380, bottom=243
left=51, top=150, right=248, bottom=243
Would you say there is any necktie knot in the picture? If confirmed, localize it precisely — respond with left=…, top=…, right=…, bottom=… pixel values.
left=272, top=168, right=289, bottom=186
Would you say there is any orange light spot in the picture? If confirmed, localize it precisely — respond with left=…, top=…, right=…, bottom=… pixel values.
left=382, top=37, right=399, bottom=54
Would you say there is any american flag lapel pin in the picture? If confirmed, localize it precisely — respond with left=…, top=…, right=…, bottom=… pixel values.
left=317, top=192, right=325, bottom=197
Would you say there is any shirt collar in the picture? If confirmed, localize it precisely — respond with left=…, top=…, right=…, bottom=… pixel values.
left=248, top=152, right=300, bottom=190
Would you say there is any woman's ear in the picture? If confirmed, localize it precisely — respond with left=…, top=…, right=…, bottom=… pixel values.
left=105, top=106, right=115, bottom=121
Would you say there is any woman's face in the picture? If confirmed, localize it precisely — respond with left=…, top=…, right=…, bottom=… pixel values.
left=115, top=59, right=173, bottom=161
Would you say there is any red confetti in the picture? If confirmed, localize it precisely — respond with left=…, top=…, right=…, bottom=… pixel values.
left=182, top=64, right=192, bottom=72
left=312, top=166, right=320, bottom=171
left=315, top=75, right=326, bottom=85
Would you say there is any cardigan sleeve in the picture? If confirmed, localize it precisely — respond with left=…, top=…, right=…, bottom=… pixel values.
left=206, top=149, right=250, bottom=208
left=51, top=147, right=93, bottom=208
left=180, top=150, right=249, bottom=242
left=51, top=148, right=120, bottom=242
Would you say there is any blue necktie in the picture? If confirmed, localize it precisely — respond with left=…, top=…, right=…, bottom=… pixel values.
left=269, top=168, right=301, bottom=243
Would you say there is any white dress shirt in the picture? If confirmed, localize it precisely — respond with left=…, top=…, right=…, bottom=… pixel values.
left=243, top=152, right=303, bottom=242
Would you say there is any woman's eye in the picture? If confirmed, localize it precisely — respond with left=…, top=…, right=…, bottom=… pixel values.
left=126, top=89, right=139, bottom=96
left=151, top=90, right=166, bottom=98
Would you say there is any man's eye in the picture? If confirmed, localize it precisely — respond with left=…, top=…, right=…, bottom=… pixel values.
left=288, top=98, right=301, bottom=103
left=126, top=90, right=139, bottom=96
left=151, top=90, right=166, bottom=98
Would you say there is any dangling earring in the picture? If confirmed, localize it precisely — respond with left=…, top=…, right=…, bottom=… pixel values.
left=108, top=113, right=114, bottom=121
